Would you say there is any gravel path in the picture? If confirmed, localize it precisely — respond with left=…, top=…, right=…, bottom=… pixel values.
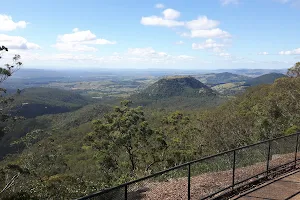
left=126, top=153, right=296, bottom=200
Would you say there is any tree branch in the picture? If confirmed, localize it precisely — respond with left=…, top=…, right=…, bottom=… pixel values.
left=0, top=172, right=20, bottom=194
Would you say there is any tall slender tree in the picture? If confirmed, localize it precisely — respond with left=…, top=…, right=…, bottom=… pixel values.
left=0, top=46, right=22, bottom=139
left=0, top=46, right=23, bottom=196
left=86, top=100, right=166, bottom=181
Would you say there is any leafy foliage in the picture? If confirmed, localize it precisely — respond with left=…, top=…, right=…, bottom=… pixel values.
left=0, top=46, right=22, bottom=140
left=159, top=111, right=202, bottom=167
left=85, top=100, right=165, bottom=181
left=287, top=62, right=300, bottom=77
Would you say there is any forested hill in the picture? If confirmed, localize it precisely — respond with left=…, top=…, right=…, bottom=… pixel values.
left=134, top=76, right=216, bottom=99
left=244, top=73, right=286, bottom=86
left=131, top=76, right=222, bottom=109
left=197, top=72, right=251, bottom=85
left=11, top=87, right=93, bottom=118
left=0, top=102, right=110, bottom=160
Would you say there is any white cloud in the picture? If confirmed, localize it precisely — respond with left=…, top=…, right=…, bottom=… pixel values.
left=127, top=47, right=155, bottom=57
left=141, top=16, right=184, bottom=27
left=53, top=29, right=116, bottom=52
left=51, top=53, right=103, bottom=62
left=126, top=47, right=194, bottom=63
left=215, top=54, right=257, bottom=64
left=222, top=38, right=233, bottom=44
left=275, top=0, right=291, bottom=3
left=275, top=0, right=300, bottom=8
left=192, top=39, right=224, bottom=50
left=212, top=47, right=224, bottom=53
left=141, top=7, right=184, bottom=27
left=216, top=53, right=249, bottom=63
left=162, top=8, right=180, bottom=20
left=218, top=52, right=231, bottom=57
left=262, top=60, right=294, bottom=65
left=7, top=46, right=194, bottom=66
left=83, top=39, right=116, bottom=45
left=127, top=47, right=169, bottom=58
left=0, top=15, right=28, bottom=31
left=50, top=47, right=194, bottom=65
left=191, top=28, right=231, bottom=38
left=220, top=0, right=239, bottom=5
left=0, top=50, right=45, bottom=65
left=186, top=16, right=220, bottom=30
left=155, top=3, right=165, bottom=9
left=258, top=52, right=269, bottom=55
left=178, top=55, right=194, bottom=60
left=141, top=9, right=231, bottom=39
left=184, top=16, right=230, bottom=39
left=0, top=34, right=40, bottom=50
left=180, top=32, right=191, bottom=37
left=51, top=43, right=97, bottom=52
left=279, top=48, right=300, bottom=55
left=9, top=52, right=119, bottom=65
left=72, top=28, right=79, bottom=32
left=216, top=53, right=253, bottom=63
left=175, top=41, right=184, bottom=45
left=58, top=30, right=97, bottom=43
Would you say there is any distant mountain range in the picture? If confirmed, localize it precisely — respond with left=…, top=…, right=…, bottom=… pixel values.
left=11, top=68, right=288, bottom=79
left=212, top=68, right=287, bottom=77
left=195, top=72, right=251, bottom=85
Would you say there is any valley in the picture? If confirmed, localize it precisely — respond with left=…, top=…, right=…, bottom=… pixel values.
left=4, top=69, right=286, bottom=99
left=0, top=66, right=296, bottom=199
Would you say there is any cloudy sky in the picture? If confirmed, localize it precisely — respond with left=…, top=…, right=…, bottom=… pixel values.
left=0, top=0, right=300, bottom=70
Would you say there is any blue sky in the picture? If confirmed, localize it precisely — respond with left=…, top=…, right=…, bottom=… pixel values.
left=0, top=0, right=300, bottom=70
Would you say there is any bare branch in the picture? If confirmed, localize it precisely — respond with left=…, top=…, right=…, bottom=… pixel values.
left=0, top=173, right=20, bottom=194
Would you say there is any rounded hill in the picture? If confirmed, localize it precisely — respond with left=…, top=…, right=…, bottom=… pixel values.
left=135, top=76, right=216, bottom=99
left=244, top=73, right=286, bottom=86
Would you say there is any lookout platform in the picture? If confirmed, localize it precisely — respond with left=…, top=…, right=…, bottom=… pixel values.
left=233, top=170, right=300, bottom=200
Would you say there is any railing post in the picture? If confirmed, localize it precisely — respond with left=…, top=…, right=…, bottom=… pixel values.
left=295, top=133, right=299, bottom=167
left=232, top=150, right=236, bottom=190
left=266, top=140, right=271, bottom=177
left=125, top=185, right=128, bottom=200
left=188, top=164, right=191, bottom=200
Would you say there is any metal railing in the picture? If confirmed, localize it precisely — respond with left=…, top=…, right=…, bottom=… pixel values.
left=77, top=132, right=300, bottom=200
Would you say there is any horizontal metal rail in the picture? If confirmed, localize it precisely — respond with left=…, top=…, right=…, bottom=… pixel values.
left=77, top=132, right=300, bottom=200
